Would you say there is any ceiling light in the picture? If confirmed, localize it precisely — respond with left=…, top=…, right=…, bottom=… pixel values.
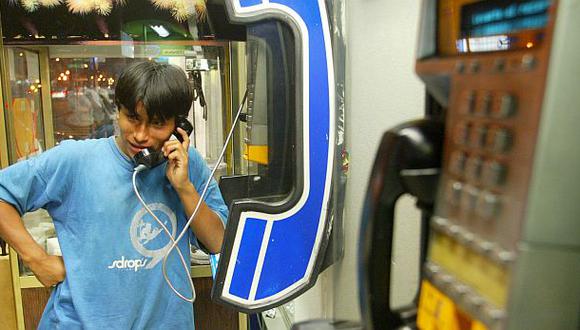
left=150, top=25, right=170, bottom=38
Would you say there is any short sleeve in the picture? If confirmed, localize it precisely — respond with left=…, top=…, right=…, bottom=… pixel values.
left=0, top=142, right=74, bottom=215
left=187, top=148, right=229, bottom=249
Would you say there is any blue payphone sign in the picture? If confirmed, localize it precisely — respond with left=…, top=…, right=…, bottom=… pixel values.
left=212, top=0, right=336, bottom=312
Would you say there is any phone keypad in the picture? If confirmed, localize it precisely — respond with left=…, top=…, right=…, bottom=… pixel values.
left=445, top=89, right=519, bottom=220
left=496, top=94, right=518, bottom=118
left=491, top=128, right=513, bottom=153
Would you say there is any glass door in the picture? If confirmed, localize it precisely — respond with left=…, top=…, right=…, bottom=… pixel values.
left=1, top=47, right=56, bottom=278
left=0, top=70, right=8, bottom=169
left=3, top=48, right=47, bottom=163
left=0, top=1, right=246, bottom=328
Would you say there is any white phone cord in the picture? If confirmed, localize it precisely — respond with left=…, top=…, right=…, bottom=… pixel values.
left=132, top=169, right=196, bottom=302
left=133, top=89, right=248, bottom=302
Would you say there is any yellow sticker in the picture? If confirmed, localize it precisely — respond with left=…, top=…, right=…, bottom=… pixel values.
left=418, top=280, right=476, bottom=330
left=418, top=280, right=439, bottom=315
left=437, top=294, right=460, bottom=330
left=472, top=320, right=488, bottom=330
left=417, top=307, right=436, bottom=330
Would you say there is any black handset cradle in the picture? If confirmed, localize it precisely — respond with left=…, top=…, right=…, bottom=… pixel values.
left=133, top=116, right=194, bottom=169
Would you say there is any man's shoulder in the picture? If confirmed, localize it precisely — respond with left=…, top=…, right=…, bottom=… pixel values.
left=56, top=137, right=108, bottom=148
left=39, top=138, right=110, bottom=165
left=50, top=138, right=108, bottom=153
left=187, top=146, right=204, bottom=164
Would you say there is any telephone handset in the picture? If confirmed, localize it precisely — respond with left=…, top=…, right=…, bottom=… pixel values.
left=133, top=116, right=194, bottom=170
left=359, top=118, right=443, bottom=329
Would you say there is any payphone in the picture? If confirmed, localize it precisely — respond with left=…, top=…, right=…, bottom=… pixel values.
left=371, top=0, right=580, bottom=329
left=211, top=0, right=346, bottom=315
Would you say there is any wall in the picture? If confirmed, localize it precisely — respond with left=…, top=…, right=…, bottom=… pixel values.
left=256, top=1, right=428, bottom=326
left=333, top=0, right=426, bottom=321
left=0, top=256, right=18, bottom=329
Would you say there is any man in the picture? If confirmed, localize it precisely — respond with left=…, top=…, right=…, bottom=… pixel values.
left=0, top=61, right=228, bottom=328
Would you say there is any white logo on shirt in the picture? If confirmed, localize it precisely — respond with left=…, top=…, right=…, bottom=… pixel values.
left=130, top=203, right=177, bottom=269
left=107, top=256, right=148, bottom=272
left=106, top=203, right=178, bottom=271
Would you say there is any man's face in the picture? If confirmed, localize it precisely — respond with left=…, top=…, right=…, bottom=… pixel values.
left=116, top=101, right=176, bottom=158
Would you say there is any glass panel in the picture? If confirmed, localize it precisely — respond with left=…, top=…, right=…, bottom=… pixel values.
left=437, top=0, right=553, bottom=55
left=46, top=45, right=228, bottom=172
left=2, top=0, right=235, bottom=273
left=0, top=0, right=240, bottom=174
left=4, top=48, right=46, bottom=162
left=0, top=73, right=6, bottom=170
left=0, top=0, right=299, bottom=275
left=2, top=47, right=52, bottom=275
left=4, top=43, right=231, bottom=274
left=221, top=20, right=295, bottom=200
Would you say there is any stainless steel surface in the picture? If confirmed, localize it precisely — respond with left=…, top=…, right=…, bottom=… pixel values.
left=524, top=0, right=580, bottom=248
left=507, top=244, right=580, bottom=330
left=507, top=1, right=580, bottom=328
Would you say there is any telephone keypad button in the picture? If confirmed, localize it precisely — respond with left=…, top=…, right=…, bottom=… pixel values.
left=469, top=60, right=481, bottom=73
left=494, top=58, right=506, bottom=72
left=477, top=192, right=501, bottom=219
left=449, top=152, right=467, bottom=175
left=466, top=157, right=483, bottom=181
left=483, top=161, right=507, bottom=186
left=492, top=128, right=513, bottom=153
left=521, top=54, right=536, bottom=70
left=472, top=125, right=488, bottom=148
left=454, top=122, right=471, bottom=146
left=491, top=247, right=516, bottom=265
left=461, top=91, right=477, bottom=114
left=497, top=94, right=517, bottom=118
left=446, top=181, right=464, bottom=206
left=461, top=185, right=479, bottom=212
left=479, top=92, right=492, bottom=116
left=455, top=61, right=466, bottom=74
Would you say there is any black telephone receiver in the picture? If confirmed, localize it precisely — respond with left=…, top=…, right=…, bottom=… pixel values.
left=359, top=118, right=444, bottom=329
left=133, top=116, right=194, bottom=170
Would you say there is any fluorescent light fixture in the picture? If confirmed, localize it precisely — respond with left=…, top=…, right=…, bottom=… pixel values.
left=456, top=35, right=510, bottom=53
left=150, top=25, right=170, bottom=38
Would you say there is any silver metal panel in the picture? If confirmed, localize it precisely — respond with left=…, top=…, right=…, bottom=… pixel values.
left=507, top=243, right=580, bottom=330
left=416, top=0, right=437, bottom=60
left=524, top=0, right=580, bottom=247
left=510, top=2, right=580, bottom=329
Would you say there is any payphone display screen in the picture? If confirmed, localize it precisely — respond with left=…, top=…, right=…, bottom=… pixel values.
left=438, top=0, right=553, bottom=55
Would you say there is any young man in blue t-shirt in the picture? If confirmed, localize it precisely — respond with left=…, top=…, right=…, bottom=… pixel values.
left=0, top=61, right=228, bottom=329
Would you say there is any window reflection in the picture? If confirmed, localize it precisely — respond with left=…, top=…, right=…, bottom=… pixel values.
left=49, top=56, right=122, bottom=142
left=5, top=48, right=46, bottom=162
left=46, top=47, right=228, bottom=169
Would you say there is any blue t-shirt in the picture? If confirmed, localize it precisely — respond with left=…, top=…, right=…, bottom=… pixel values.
left=0, top=137, right=228, bottom=329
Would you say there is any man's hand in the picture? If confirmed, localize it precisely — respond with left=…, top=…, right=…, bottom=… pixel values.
left=27, top=254, right=66, bottom=288
left=0, top=202, right=66, bottom=287
left=163, top=127, right=192, bottom=193
left=161, top=128, right=225, bottom=252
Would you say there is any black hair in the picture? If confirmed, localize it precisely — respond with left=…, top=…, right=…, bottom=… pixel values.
left=114, top=61, right=193, bottom=121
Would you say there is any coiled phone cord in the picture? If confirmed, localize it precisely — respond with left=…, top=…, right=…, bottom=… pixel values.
left=133, top=89, right=248, bottom=302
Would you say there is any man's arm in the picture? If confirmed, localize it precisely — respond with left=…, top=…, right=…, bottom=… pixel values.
left=0, top=201, right=65, bottom=287
left=164, top=128, right=225, bottom=253
left=175, top=184, right=225, bottom=253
